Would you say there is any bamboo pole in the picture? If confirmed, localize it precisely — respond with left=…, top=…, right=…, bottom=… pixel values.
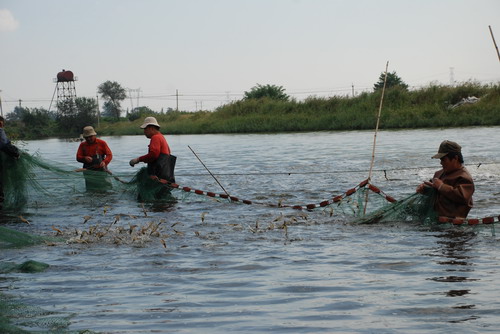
left=489, top=25, right=500, bottom=63
left=364, top=61, right=389, bottom=214
left=188, top=145, right=230, bottom=196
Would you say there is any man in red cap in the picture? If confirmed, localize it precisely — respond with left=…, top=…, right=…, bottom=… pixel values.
left=416, top=140, right=474, bottom=218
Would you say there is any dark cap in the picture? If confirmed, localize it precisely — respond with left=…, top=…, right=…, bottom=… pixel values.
left=432, top=140, right=462, bottom=159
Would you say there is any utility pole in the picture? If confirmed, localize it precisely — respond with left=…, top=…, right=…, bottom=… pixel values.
left=96, top=94, right=100, bottom=128
left=351, top=83, right=355, bottom=97
left=176, top=89, right=179, bottom=111
left=18, top=99, right=22, bottom=108
left=0, top=90, right=3, bottom=117
left=449, top=67, right=455, bottom=86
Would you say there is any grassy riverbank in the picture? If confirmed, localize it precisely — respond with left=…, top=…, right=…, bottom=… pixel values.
left=97, top=82, right=500, bottom=136
left=7, top=82, right=500, bottom=139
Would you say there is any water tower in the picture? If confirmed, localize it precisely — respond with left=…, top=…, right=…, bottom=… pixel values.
left=54, top=69, right=78, bottom=107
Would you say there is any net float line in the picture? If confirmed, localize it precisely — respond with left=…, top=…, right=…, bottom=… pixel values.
left=157, top=176, right=499, bottom=225
left=438, top=216, right=500, bottom=226
left=155, top=177, right=396, bottom=211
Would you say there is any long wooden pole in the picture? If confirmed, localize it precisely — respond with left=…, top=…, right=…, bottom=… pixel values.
left=188, top=145, right=230, bottom=196
left=489, top=25, right=500, bottom=63
left=364, top=61, right=389, bottom=214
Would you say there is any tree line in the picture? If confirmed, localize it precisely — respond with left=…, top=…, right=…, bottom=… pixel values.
left=7, top=72, right=498, bottom=140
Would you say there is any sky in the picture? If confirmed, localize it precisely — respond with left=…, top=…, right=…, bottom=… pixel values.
left=1, top=0, right=500, bottom=114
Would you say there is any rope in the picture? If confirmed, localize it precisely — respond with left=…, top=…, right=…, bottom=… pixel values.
left=156, top=178, right=395, bottom=211
left=154, top=177, right=500, bottom=225
left=438, top=216, right=500, bottom=226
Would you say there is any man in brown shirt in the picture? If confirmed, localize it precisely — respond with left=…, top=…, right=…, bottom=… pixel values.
left=416, top=140, right=474, bottom=218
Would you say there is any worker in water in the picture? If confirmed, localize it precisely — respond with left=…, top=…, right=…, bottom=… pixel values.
left=416, top=140, right=474, bottom=218
left=129, top=116, right=176, bottom=183
left=76, top=126, right=113, bottom=191
left=0, top=116, right=20, bottom=209
left=129, top=117, right=176, bottom=200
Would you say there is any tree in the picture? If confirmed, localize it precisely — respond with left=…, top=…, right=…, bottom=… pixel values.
left=244, top=84, right=289, bottom=101
left=6, top=106, right=28, bottom=121
left=373, top=71, right=409, bottom=91
left=75, top=97, right=99, bottom=129
left=21, top=108, right=55, bottom=138
left=57, top=97, right=98, bottom=135
left=127, top=106, right=155, bottom=121
left=97, top=81, right=127, bottom=120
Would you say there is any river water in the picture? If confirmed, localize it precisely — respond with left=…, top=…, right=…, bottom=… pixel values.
left=2, top=127, right=500, bottom=333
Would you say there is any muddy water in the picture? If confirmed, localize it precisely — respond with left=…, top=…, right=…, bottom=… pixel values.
left=2, top=127, right=500, bottom=333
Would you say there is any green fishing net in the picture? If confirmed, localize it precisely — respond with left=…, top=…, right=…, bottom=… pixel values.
left=0, top=150, right=176, bottom=211
left=0, top=150, right=441, bottom=221
left=356, top=189, right=438, bottom=224
left=0, top=292, right=96, bottom=334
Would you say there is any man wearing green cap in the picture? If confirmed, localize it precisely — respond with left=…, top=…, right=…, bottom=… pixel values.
left=416, top=140, right=474, bottom=218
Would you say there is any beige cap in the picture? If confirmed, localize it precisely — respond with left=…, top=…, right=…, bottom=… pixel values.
left=82, top=126, right=97, bottom=138
left=140, top=116, right=160, bottom=129
left=432, top=140, right=462, bottom=159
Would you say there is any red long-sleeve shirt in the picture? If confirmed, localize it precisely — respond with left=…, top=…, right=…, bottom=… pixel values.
left=76, top=138, right=113, bottom=166
left=139, top=133, right=171, bottom=163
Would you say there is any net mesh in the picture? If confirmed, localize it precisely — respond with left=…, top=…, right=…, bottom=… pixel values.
left=0, top=291, right=96, bottom=333
left=356, top=190, right=438, bottom=224
left=0, top=150, right=177, bottom=211
left=1, top=150, right=442, bottom=223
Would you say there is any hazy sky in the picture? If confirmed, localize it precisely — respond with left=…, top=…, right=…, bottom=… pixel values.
left=1, top=0, right=499, bottom=113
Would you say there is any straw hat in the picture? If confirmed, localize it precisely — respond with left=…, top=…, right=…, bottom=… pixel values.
left=140, top=116, right=161, bottom=129
left=82, top=126, right=97, bottom=138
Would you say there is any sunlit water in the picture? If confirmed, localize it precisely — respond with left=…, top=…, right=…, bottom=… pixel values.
left=2, top=127, right=500, bottom=333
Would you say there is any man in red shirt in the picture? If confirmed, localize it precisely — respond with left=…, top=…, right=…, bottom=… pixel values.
left=76, top=126, right=113, bottom=191
left=129, top=117, right=176, bottom=184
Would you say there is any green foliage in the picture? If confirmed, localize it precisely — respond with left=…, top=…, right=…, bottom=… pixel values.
left=21, top=108, right=54, bottom=138
left=374, top=71, right=409, bottom=91
left=128, top=106, right=156, bottom=121
left=5, top=82, right=500, bottom=139
left=98, top=81, right=127, bottom=120
left=57, top=97, right=98, bottom=136
left=6, top=106, right=27, bottom=122
left=244, top=84, right=289, bottom=101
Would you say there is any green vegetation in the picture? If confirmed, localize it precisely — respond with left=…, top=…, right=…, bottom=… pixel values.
left=373, top=71, right=409, bottom=91
left=98, top=80, right=127, bottom=121
left=244, top=83, right=290, bottom=101
left=97, top=81, right=500, bottom=136
left=5, top=81, right=500, bottom=140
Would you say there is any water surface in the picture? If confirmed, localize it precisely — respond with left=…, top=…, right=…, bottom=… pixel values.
left=2, top=127, right=500, bottom=333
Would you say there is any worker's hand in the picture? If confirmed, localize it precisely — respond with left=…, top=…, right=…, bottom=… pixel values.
left=129, top=158, right=140, bottom=167
left=422, top=178, right=444, bottom=190
left=430, top=178, right=444, bottom=190
left=99, top=161, right=106, bottom=168
left=84, top=156, right=93, bottom=164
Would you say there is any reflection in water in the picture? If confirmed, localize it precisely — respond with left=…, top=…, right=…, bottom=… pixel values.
left=446, top=289, right=470, bottom=297
left=429, top=229, right=479, bottom=322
